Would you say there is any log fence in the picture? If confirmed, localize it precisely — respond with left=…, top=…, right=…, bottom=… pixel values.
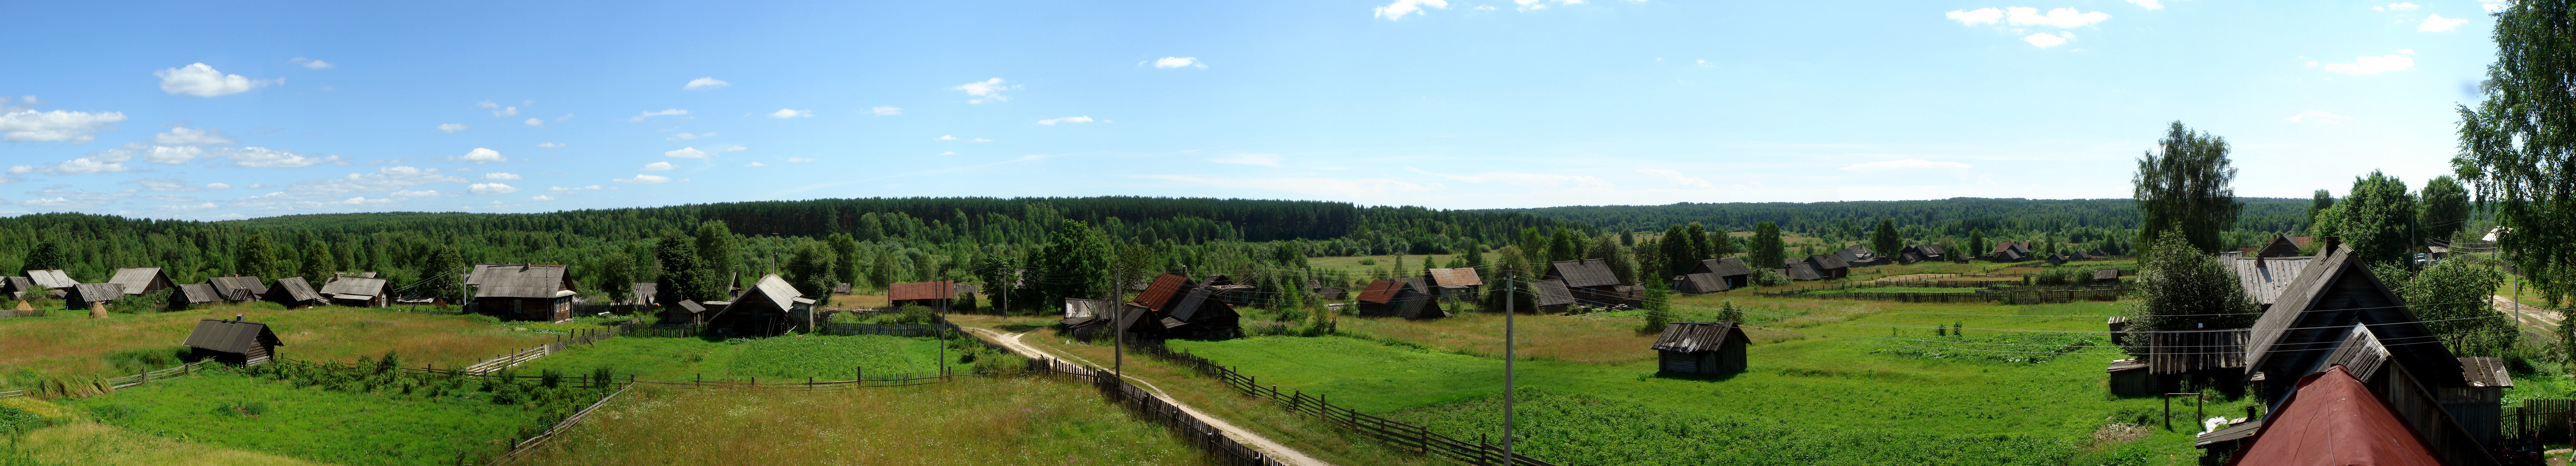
left=1125, top=341, right=1561, bottom=466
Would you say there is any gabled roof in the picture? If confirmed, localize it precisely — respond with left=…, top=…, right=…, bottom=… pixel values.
left=1905, top=244, right=1947, bottom=257
left=1693, top=257, right=1753, bottom=277
left=472, top=264, right=573, bottom=299
left=2093, top=269, right=2120, bottom=280
left=2243, top=244, right=2462, bottom=387
left=1807, top=254, right=1849, bottom=270
left=173, top=283, right=224, bottom=304
left=1673, top=273, right=1725, bottom=292
left=1548, top=258, right=1621, bottom=288
left=1833, top=246, right=1868, bottom=263
left=69, top=283, right=124, bottom=301
left=888, top=281, right=956, bottom=301
left=3, top=276, right=35, bottom=295
left=2230, top=256, right=2313, bottom=306
left=1314, top=286, right=1346, bottom=300
left=24, top=269, right=76, bottom=289
left=1064, top=298, right=1114, bottom=319
left=1132, top=274, right=1191, bottom=310
left=269, top=277, right=323, bottom=302
left=1531, top=279, right=1576, bottom=307
left=1168, top=288, right=1218, bottom=321
left=1651, top=321, right=1744, bottom=353
left=716, top=274, right=805, bottom=316
left=674, top=300, right=707, bottom=313
left=2461, top=357, right=2512, bottom=388
left=320, top=276, right=388, bottom=296
left=463, top=264, right=511, bottom=286
left=2289, top=236, right=2315, bottom=247
left=1356, top=279, right=1405, bottom=304
left=208, top=276, right=267, bottom=300
left=1396, top=276, right=1431, bottom=295
left=1782, top=263, right=1821, bottom=281
left=2226, top=366, right=2443, bottom=466
left=1426, top=267, right=1484, bottom=287
left=182, top=318, right=284, bottom=353
left=107, top=267, right=168, bottom=295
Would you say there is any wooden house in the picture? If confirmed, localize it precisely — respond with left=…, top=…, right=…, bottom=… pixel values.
left=168, top=283, right=225, bottom=310
left=1059, top=298, right=1115, bottom=340
left=1898, top=244, right=1948, bottom=264
left=319, top=276, right=390, bottom=308
left=1530, top=279, right=1575, bottom=313
left=1425, top=267, right=1484, bottom=301
left=1546, top=258, right=1628, bottom=307
left=2092, top=268, right=2120, bottom=283
left=2229, top=255, right=2314, bottom=312
left=470, top=264, right=576, bottom=322
left=24, top=269, right=76, bottom=297
left=1670, top=273, right=1726, bottom=295
left=1650, top=322, right=1747, bottom=374
left=265, top=277, right=326, bottom=309
left=182, top=316, right=283, bottom=365
left=67, top=283, right=124, bottom=310
left=1355, top=278, right=1437, bottom=318
left=1834, top=245, right=1887, bottom=266
left=1199, top=275, right=1256, bottom=306
left=1781, top=262, right=1822, bottom=281
left=2240, top=238, right=2501, bottom=463
left=1119, top=273, right=1243, bottom=340
left=2204, top=366, right=2449, bottom=466
left=1985, top=242, right=2032, bottom=262
left=2, top=276, right=37, bottom=300
left=106, top=267, right=172, bottom=296
left=1313, top=286, right=1346, bottom=301
left=702, top=274, right=814, bottom=337
left=206, top=276, right=268, bottom=303
left=888, top=281, right=958, bottom=309
left=1806, top=254, right=1850, bottom=280
left=659, top=299, right=707, bottom=325
left=2143, top=329, right=2249, bottom=394
left=1674, top=257, right=1753, bottom=293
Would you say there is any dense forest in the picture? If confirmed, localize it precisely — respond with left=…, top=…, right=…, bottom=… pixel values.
left=0, top=195, right=2348, bottom=308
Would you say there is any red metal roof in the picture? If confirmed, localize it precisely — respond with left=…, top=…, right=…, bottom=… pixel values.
left=1426, top=268, right=1483, bottom=287
left=887, top=281, right=956, bottom=301
left=2225, top=366, right=2442, bottom=466
left=1355, top=279, right=1405, bottom=304
left=1130, top=274, right=1191, bottom=310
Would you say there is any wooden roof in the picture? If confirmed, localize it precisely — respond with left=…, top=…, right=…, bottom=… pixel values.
left=1426, top=267, right=1483, bottom=287
left=888, top=281, right=957, bottom=301
left=1673, top=273, right=1725, bottom=292
left=1651, top=321, right=1744, bottom=353
left=3, top=276, right=35, bottom=295
left=1167, top=288, right=1220, bottom=321
left=472, top=264, right=575, bottom=299
left=1132, top=274, right=1191, bottom=310
left=182, top=318, right=283, bottom=354
left=1905, top=244, right=1947, bottom=257
left=1064, top=298, right=1114, bottom=319
left=1314, top=286, right=1346, bottom=300
left=1692, top=257, right=1753, bottom=277
left=106, top=267, right=168, bottom=295
left=1547, top=258, right=1621, bottom=288
left=2231, top=256, right=2313, bottom=307
left=1781, top=262, right=1821, bottom=281
left=715, top=274, right=809, bottom=317
left=1356, top=279, right=1406, bottom=304
left=1531, top=279, right=1576, bottom=307
left=2093, top=269, right=2120, bottom=280
left=207, top=276, right=267, bottom=301
left=2242, top=244, right=2462, bottom=388
left=2460, top=357, right=2512, bottom=388
left=674, top=300, right=707, bottom=313
left=269, top=278, right=324, bottom=302
left=320, top=276, right=388, bottom=296
left=69, top=283, right=124, bottom=301
left=2147, top=329, right=2247, bottom=374
left=173, top=283, right=224, bottom=304
left=24, top=269, right=76, bottom=289
left=1807, top=254, right=1849, bottom=270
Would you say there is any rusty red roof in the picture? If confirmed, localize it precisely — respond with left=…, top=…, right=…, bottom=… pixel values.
left=888, top=281, right=956, bottom=301
left=1131, top=274, right=1191, bottom=310
left=1355, top=279, right=1406, bottom=304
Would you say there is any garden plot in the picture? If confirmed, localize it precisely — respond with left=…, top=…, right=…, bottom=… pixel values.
left=513, top=333, right=975, bottom=382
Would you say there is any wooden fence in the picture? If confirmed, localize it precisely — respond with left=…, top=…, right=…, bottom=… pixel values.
left=2514, top=399, right=2574, bottom=442
left=461, top=322, right=638, bottom=374
left=819, top=322, right=948, bottom=337
left=104, top=359, right=227, bottom=390
left=488, top=382, right=634, bottom=466
left=1128, top=342, right=1561, bottom=466
left=0, top=309, right=48, bottom=318
left=1790, top=292, right=1998, bottom=303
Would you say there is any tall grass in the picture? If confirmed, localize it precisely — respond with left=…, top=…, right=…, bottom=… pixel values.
left=1333, top=313, right=1659, bottom=364
left=512, top=377, right=1220, bottom=466
left=516, top=334, right=959, bottom=382
left=1391, top=389, right=2083, bottom=466
left=11, top=422, right=331, bottom=466
left=64, top=364, right=586, bottom=465
left=0, top=303, right=550, bottom=390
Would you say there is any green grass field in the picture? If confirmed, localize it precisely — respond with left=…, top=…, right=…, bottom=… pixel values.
left=62, top=368, right=544, bottom=465
left=514, top=334, right=972, bottom=382
left=0, top=304, right=552, bottom=392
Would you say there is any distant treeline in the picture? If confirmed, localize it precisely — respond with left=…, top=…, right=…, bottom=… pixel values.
left=1488, top=197, right=2313, bottom=236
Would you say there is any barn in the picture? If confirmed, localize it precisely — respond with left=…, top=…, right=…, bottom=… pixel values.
left=207, top=276, right=268, bottom=303
left=320, top=275, right=390, bottom=308
left=1060, top=298, right=1115, bottom=340
left=1425, top=267, right=1483, bottom=301
left=1546, top=258, right=1628, bottom=307
left=182, top=316, right=284, bottom=365
left=2239, top=237, right=2501, bottom=463
left=106, top=267, right=173, bottom=296
left=471, top=264, right=576, bottom=322
left=265, top=277, right=327, bottom=309
left=1650, top=321, right=1747, bottom=375
left=168, top=283, right=225, bottom=310
left=702, top=274, right=814, bottom=337
left=67, top=283, right=125, bottom=311
left=1355, top=278, right=1435, bottom=318
left=1119, top=274, right=1244, bottom=340
left=888, top=281, right=958, bottom=309
left=1677, top=257, right=1753, bottom=293
left=24, top=269, right=76, bottom=299
left=2, top=276, right=38, bottom=300
left=659, top=299, right=707, bottom=325
left=1529, top=279, right=1575, bottom=313
left=1805, top=254, right=1850, bottom=280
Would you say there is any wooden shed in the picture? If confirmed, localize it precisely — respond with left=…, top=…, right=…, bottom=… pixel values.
left=1670, top=273, right=1726, bottom=295
left=1530, top=279, right=1575, bottom=314
left=1546, top=258, right=1627, bottom=306
left=1355, top=278, right=1436, bottom=318
left=1060, top=298, right=1115, bottom=340
left=168, top=283, right=225, bottom=310
left=320, top=276, right=390, bottom=308
left=265, top=277, right=326, bottom=309
left=23, top=269, right=77, bottom=291
left=1677, top=257, right=1753, bottom=293
left=1899, top=244, right=1948, bottom=264
left=1650, top=322, right=1747, bottom=375
left=888, top=281, right=957, bottom=309
left=1781, top=262, right=1823, bottom=281
left=67, top=283, right=125, bottom=311
left=206, top=276, right=268, bottom=303
left=182, top=317, right=283, bottom=365
left=2, top=276, right=37, bottom=300
left=703, top=274, right=813, bottom=337
left=1805, top=254, right=1850, bottom=280
left=1425, top=267, right=1484, bottom=301
left=1156, top=286, right=1245, bottom=339
left=659, top=299, right=707, bottom=325
left=470, top=264, right=576, bottom=322
left=106, top=267, right=173, bottom=296
left=2105, top=358, right=2153, bottom=396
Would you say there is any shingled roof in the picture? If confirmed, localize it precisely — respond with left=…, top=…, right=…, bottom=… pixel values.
left=69, top=283, right=124, bottom=303
left=1426, top=267, right=1484, bottom=287
left=269, top=277, right=323, bottom=303
left=1781, top=262, right=1821, bottom=281
left=182, top=318, right=283, bottom=354
left=207, top=276, right=267, bottom=301
left=1549, top=258, right=1621, bottom=288
left=24, top=269, right=76, bottom=289
left=106, top=267, right=169, bottom=295
left=1651, top=321, right=1744, bottom=353
left=472, top=264, right=573, bottom=299
left=2242, top=244, right=2462, bottom=388
left=1693, top=257, right=1753, bottom=277
left=1356, top=279, right=1406, bottom=304
left=2231, top=256, right=2313, bottom=308
left=1807, top=254, right=1849, bottom=270
left=320, top=276, right=387, bottom=297
left=172, top=283, right=224, bottom=304
left=1531, top=279, right=1576, bottom=307
left=1132, top=274, right=1192, bottom=310
left=717, top=274, right=810, bottom=317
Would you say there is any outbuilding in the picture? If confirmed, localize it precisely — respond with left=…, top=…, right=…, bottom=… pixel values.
left=888, top=281, right=958, bottom=309
left=1060, top=298, right=1115, bottom=340
left=106, top=267, right=173, bottom=296
left=182, top=316, right=284, bottom=365
left=1425, top=267, right=1484, bottom=301
left=470, top=264, right=577, bottom=322
left=320, top=275, right=390, bottom=308
left=23, top=269, right=77, bottom=291
left=265, top=277, right=326, bottom=309
left=168, top=283, right=225, bottom=310
left=1530, top=279, right=1575, bottom=313
left=702, top=274, right=814, bottom=336
left=2, top=276, right=38, bottom=300
left=67, top=283, right=125, bottom=311
left=207, top=276, right=268, bottom=303
left=1546, top=258, right=1628, bottom=306
left=1650, top=321, right=1748, bottom=375
left=1355, top=278, right=1436, bottom=318
left=659, top=299, right=707, bottom=325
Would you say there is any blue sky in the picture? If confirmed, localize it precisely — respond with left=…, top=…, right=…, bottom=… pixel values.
left=0, top=0, right=2504, bottom=218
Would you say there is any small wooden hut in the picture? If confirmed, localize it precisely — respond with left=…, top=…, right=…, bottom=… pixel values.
left=182, top=316, right=283, bottom=365
left=265, top=277, right=326, bottom=309
left=320, top=275, right=390, bottom=308
left=659, top=299, right=707, bottom=325
left=23, top=269, right=77, bottom=291
left=1355, top=278, right=1434, bottom=318
left=106, top=267, right=173, bottom=295
left=703, top=274, right=814, bottom=337
left=1060, top=298, right=1115, bottom=340
left=168, top=283, right=225, bottom=310
left=67, top=283, right=125, bottom=310
left=206, top=276, right=268, bottom=303
left=2, top=276, right=37, bottom=300
left=1545, top=258, right=1626, bottom=306
left=1530, top=279, right=1575, bottom=313
left=470, top=264, right=576, bottom=322
left=1650, top=321, right=1748, bottom=374
left=2105, top=358, right=2153, bottom=396
left=1425, top=267, right=1483, bottom=301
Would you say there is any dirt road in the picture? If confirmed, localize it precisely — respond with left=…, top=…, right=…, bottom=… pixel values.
left=2498, top=295, right=2565, bottom=332
left=963, top=327, right=1331, bottom=466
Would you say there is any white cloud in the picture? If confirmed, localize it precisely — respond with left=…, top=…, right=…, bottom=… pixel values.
left=1211, top=153, right=1281, bottom=167
left=785, top=157, right=815, bottom=163
left=1635, top=168, right=1714, bottom=189
left=1154, top=57, right=1207, bottom=69
left=2321, top=54, right=2416, bottom=74
left=547, top=185, right=603, bottom=193
left=14, top=156, right=128, bottom=175
left=291, top=57, right=335, bottom=70
left=1036, top=116, right=1094, bottom=125
left=482, top=172, right=523, bottom=180
left=1840, top=159, right=1974, bottom=171
left=391, top=190, right=439, bottom=198
left=746, top=162, right=767, bottom=167
left=871, top=106, right=901, bottom=116
left=1405, top=168, right=1612, bottom=190
left=454, top=148, right=508, bottom=164
left=2375, top=2, right=2419, bottom=11
left=2125, top=0, right=2162, bottom=9
left=137, top=145, right=202, bottom=164
left=2024, top=32, right=2070, bottom=48
left=0, top=109, right=127, bottom=143
left=536, top=142, right=567, bottom=148
left=952, top=78, right=1014, bottom=103
left=214, top=147, right=343, bottom=168
left=468, top=183, right=519, bottom=195
left=155, top=63, right=278, bottom=97
left=1945, top=7, right=2003, bottom=25
left=2486, top=0, right=2507, bottom=12
left=2286, top=110, right=2356, bottom=124
left=205, top=183, right=230, bottom=190
left=152, top=126, right=235, bottom=145
left=2005, top=7, right=2110, bottom=27
left=971, top=138, right=992, bottom=142
left=934, top=135, right=958, bottom=141
left=628, top=109, right=688, bottom=122
left=437, top=123, right=469, bottom=133
left=529, top=195, right=554, bottom=201
left=614, top=174, right=672, bottom=184
left=768, top=108, right=813, bottom=118
left=524, top=118, right=544, bottom=127
left=489, top=103, right=519, bottom=117
left=156, top=202, right=218, bottom=212
left=937, top=151, right=956, bottom=156
left=667, top=132, right=717, bottom=141
left=684, top=77, right=730, bottom=90
left=706, top=144, right=747, bottom=153
left=665, top=147, right=710, bottom=158
left=642, top=162, right=676, bottom=171
left=1375, top=0, right=1449, bottom=20
left=2420, top=13, right=2471, bottom=32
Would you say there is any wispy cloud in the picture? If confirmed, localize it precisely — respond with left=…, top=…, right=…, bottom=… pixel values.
left=1375, top=0, right=1448, bottom=20
left=952, top=78, right=1015, bottom=103
left=1211, top=153, right=1281, bottom=167
left=628, top=109, right=688, bottom=122
left=768, top=108, right=813, bottom=118
left=871, top=106, right=902, bottom=116
left=1036, top=116, right=1094, bottom=125
left=1153, top=57, right=1207, bottom=69
left=2419, top=13, right=2470, bottom=32
left=684, top=77, right=730, bottom=90
left=1839, top=159, right=1974, bottom=171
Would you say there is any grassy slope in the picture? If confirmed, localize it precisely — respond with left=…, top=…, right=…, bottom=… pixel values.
left=513, top=334, right=965, bottom=382
left=0, top=303, right=550, bottom=385
left=13, top=422, right=334, bottom=466
left=62, top=368, right=542, bottom=465
left=513, top=377, right=1217, bottom=466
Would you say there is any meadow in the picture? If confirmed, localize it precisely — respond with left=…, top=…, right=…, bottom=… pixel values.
left=509, top=376, right=1221, bottom=466
left=0, top=303, right=552, bottom=390
left=513, top=333, right=973, bottom=382
left=58, top=366, right=559, bottom=465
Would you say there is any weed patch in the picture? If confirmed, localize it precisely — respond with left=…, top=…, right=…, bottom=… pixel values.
left=1391, top=389, right=2083, bottom=466
left=1868, top=333, right=2099, bottom=363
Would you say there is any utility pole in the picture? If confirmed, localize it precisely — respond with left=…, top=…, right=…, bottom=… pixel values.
left=1502, top=264, right=1516, bottom=466
left=1113, top=263, right=1124, bottom=379
left=939, top=280, right=950, bottom=377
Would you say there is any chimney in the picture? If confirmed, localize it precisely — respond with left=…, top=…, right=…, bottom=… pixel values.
left=2323, top=236, right=2341, bottom=257
left=2256, top=255, right=2266, bottom=268
left=233, top=313, right=244, bottom=322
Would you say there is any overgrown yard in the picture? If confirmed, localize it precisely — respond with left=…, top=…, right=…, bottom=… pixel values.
left=0, top=304, right=551, bottom=389
left=510, top=376, right=1221, bottom=466
left=58, top=366, right=562, bottom=465
left=514, top=333, right=971, bottom=382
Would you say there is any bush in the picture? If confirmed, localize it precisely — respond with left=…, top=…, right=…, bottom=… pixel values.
left=1754, top=270, right=1790, bottom=287
left=893, top=304, right=936, bottom=325
left=970, top=351, right=1029, bottom=375
left=2035, top=268, right=2069, bottom=286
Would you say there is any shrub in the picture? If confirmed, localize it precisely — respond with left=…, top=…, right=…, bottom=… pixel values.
left=970, top=351, right=1029, bottom=376
left=0, top=404, right=50, bottom=438
left=894, top=304, right=936, bottom=325
left=1358, top=258, right=1377, bottom=265
left=1754, top=270, right=1790, bottom=286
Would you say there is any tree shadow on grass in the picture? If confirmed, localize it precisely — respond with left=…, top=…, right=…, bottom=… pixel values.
left=1000, top=324, right=1048, bottom=333
left=1645, top=369, right=1742, bottom=382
